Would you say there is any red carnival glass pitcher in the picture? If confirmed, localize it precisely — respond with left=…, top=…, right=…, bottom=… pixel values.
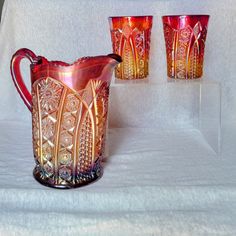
left=10, top=48, right=121, bottom=189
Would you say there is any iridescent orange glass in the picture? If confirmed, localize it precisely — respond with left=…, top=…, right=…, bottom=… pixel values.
left=162, top=15, right=210, bottom=79
left=10, top=48, right=121, bottom=189
left=109, top=16, right=153, bottom=80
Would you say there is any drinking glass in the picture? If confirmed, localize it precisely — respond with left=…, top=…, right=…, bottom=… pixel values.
left=162, top=15, right=210, bottom=79
left=109, top=16, right=153, bottom=80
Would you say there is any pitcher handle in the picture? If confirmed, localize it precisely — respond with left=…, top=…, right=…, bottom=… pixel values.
left=10, top=48, right=37, bottom=112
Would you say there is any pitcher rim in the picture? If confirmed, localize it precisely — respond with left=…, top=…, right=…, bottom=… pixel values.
left=30, top=54, right=121, bottom=70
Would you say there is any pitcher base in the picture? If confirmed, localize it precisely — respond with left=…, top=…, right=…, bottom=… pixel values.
left=33, top=165, right=103, bottom=189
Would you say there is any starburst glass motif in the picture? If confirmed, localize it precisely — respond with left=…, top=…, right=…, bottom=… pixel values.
left=62, top=113, right=75, bottom=130
left=39, top=78, right=63, bottom=112
left=59, top=150, right=72, bottom=165
left=66, top=94, right=79, bottom=112
left=42, top=117, right=55, bottom=140
left=42, top=142, right=53, bottom=161
left=60, top=131, right=72, bottom=148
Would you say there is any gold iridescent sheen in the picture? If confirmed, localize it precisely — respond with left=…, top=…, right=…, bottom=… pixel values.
left=11, top=48, right=121, bottom=188
left=109, top=16, right=153, bottom=80
left=32, top=77, right=109, bottom=188
left=162, top=15, right=210, bottom=79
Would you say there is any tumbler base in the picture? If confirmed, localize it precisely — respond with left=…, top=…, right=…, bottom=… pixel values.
left=33, top=165, right=103, bottom=189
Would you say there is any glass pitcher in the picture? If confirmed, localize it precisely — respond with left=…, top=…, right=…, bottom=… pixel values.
left=10, top=48, right=121, bottom=189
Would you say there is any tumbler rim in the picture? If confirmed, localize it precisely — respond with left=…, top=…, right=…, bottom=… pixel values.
left=108, top=15, right=153, bottom=20
left=162, top=14, right=210, bottom=19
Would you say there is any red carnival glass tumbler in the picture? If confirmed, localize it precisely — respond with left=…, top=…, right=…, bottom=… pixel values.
left=109, top=16, right=153, bottom=80
left=162, top=15, right=210, bottom=79
left=10, top=48, right=121, bottom=189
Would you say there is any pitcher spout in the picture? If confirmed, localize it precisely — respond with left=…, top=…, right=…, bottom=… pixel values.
left=91, top=53, right=122, bottom=85
left=107, top=53, right=122, bottom=67
left=65, top=53, right=121, bottom=91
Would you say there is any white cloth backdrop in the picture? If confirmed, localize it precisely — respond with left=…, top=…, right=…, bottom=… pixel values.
left=0, top=0, right=236, bottom=123
left=0, top=0, right=236, bottom=235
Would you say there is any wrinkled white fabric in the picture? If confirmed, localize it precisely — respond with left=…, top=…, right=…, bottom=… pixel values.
left=0, top=121, right=236, bottom=235
left=0, top=0, right=236, bottom=235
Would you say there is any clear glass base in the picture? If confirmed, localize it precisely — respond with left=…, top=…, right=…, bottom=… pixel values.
left=110, top=78, right=221, bottom=154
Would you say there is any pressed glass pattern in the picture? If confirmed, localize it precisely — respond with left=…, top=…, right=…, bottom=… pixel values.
left=10, top=48, right=121, bottom=189
left=162, top=15, right=210, bottom=79
left=109, top=16, right=153, bottom=80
